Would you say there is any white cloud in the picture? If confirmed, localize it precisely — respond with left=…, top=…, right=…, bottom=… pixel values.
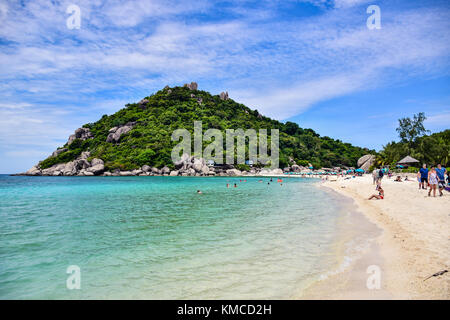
left=0, top=0, right=449, bottom=172
left=426, top=112, right=450, bottom=126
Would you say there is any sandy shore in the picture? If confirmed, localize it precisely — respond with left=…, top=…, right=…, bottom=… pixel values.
left=301, top=174, right=449, bottom=299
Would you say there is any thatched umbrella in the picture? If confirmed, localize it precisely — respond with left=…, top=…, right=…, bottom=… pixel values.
left=397, top=156, right=420, bottom=167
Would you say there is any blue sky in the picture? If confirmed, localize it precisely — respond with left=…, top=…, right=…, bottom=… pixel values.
left=0, top=0, right=449, bottom=173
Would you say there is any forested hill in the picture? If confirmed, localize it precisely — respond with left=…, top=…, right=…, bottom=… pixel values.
left=39, top=84, right=373, bottom=171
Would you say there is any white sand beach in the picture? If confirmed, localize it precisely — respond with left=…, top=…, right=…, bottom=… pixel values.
left=302, top=174, right=450, bottom=299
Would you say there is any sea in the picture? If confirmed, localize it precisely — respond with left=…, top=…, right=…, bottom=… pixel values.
left=0, top=175, right=378, bottom=299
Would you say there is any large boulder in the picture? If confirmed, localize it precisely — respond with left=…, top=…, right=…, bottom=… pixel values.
left=183, top=82, right=198, bottom=90
left=106, top=123, right=135, bottom=143
left=63, top=161, right=77, bottom=176
left=151, top=167, right=161, bottom=174
left=226, top=169, right=242, bottom=176
left=174, top=153, right=191, bottom=169
left=169, top=170, right=179, bottom=176
left=193, top=158, right=205, bottom=172
left=119, top=171, right=134, bottom=176
left=42, top=163, right=65, bottom=176
left=219, top=91, right=229, bottom=100
left=67, top=127, right=93, bottom=145
left=26, top=166, right=41, bottom=176
left=200, top=165, right=209, bottom=175
left=142, top=165, right=151, bottom=172
left=357, top=154, right=376, bottom=171
left=51, top=148, right=68, bottom=158
left=161, top=166, right=170, bottom=174
left=91, top=158, right=104, bottom=166
left=86, top=164, right=105, bottom=175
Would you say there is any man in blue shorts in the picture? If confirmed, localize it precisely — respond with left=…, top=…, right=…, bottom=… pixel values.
left=419, top=164, right=428, bottom=190
left=436, top=164, right=446, bottom=196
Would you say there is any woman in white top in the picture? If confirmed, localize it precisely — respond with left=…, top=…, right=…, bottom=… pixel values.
left=428, top=167, right=438, bottom=197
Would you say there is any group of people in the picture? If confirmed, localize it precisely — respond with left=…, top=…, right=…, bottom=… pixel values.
left=368, top=163, right=449, bottom=199
left=417, top=164, right=448, bottom=197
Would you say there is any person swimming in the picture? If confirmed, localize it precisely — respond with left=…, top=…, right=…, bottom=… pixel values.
left=234, top=183, right=237, bottom=188
left=197, top=190, right=202, bottom=194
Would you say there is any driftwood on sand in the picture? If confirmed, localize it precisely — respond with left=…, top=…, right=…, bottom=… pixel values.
left=423, top=270, right=448, bottom=281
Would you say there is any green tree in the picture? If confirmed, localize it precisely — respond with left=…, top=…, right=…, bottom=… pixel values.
left=396, top=112, right=429, bottom=147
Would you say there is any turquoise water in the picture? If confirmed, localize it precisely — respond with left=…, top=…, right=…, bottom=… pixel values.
left=0, top=175, right=349, bottom=299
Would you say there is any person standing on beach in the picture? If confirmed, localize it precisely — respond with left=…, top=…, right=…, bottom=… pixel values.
left=419, top=164, right=428, bottom=189
left=428, top=167, right=438, bottom=197
left=416, top=171, right=421, bottom=189
left=436, top=164, right=446, bottom=196
left=372, top=169, right=378, bottom=185
left=378, top=167, right=384, bottom=183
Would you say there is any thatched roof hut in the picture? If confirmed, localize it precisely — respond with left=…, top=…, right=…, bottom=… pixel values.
left=397, top=156, right=420, bottom=166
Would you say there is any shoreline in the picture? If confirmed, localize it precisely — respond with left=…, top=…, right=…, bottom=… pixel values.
left=302, top=175, right=449, bottom=299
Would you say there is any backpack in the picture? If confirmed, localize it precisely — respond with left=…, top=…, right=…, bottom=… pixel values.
left=379, top=170, right=384, bottom=178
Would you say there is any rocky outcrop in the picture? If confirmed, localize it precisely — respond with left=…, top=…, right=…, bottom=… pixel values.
left=25, top=166, right=41, bottom=176
left=173, top=154, right=211, bottom=176
left=106, top=122, right=135, bottom=143
left=219, top=91, right=229, bottom=100
left=85, top=158, right=105, bottom=175
left=51, top=148, right=68, bottom=158
left=183, top=82, right=198, bottom=90
left=67, top=127, right=93, bottom=145
left=357, top=154, right=375, bottom=171
left=138, top=98, right=149, bottom=109
left=226, top=169, right=242, bottom=176
left=161, top=166, right=170, bottom=175
left=23, top=151, right=288, bottom=177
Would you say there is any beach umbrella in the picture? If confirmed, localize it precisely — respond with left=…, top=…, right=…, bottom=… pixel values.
left=397, top=156, right=419, bottom=166
left=355, top=169, right=364, bottom=173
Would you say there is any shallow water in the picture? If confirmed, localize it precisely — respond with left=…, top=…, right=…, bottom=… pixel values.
left=0, top=175, right=359, bottom=299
